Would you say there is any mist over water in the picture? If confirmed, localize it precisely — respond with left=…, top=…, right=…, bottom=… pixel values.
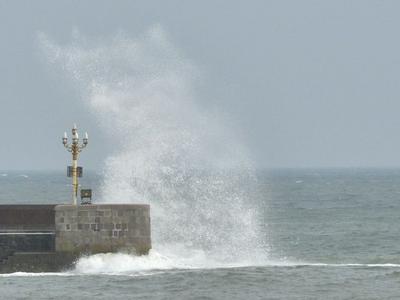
left=39, top=27, right=268, bottom=271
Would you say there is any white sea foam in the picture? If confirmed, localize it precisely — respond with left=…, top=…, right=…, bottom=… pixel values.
left=71, top=254, right=400, bottom=276
left=261, top=261, right=400, bottom=268
left=301, top=263, right=400, bottom=267
left=39, top=26, right=268, bottom=273
left=73, top=246, right=268, bottom=275
left=16, top=174, right=29, bottom=178
left=71, top=255, right=400, bottom=276
left=3, top=259, right=400, bottom=277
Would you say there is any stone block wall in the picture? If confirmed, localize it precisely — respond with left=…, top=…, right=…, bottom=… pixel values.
left=55, top=204, right=151, bottom=255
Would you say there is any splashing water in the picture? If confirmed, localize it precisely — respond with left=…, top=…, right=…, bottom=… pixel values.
left=39, top=27, right=268, bottom=272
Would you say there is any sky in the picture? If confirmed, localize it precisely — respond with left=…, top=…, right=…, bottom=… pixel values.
left=1, top=0, right=400, bottom=170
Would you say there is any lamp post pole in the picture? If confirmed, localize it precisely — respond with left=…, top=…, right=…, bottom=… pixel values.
left=62, top=124, right=88, bottom=205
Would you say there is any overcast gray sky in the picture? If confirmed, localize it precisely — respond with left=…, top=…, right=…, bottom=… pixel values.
left=1, top=0, right=400, bottom=170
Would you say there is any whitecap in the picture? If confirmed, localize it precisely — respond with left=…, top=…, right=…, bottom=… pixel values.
left=16, top=174, right=29, bottom=178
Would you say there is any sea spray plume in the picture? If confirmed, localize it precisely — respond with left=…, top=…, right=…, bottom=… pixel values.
left=39, top=27, right=268, bottom=265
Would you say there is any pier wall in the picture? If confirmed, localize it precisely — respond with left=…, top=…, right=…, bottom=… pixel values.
left=55, top=204, right=151, bottom=255
left=0, top=205, right=56, bottom=261
left=0, top=203, right=151, bottom=272
left=0, top=205, right=56, bottom=230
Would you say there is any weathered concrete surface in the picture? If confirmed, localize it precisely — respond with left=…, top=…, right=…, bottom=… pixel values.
left=0, top=205, right=57, bottom=266
left=0, top=252, right=78, bottom=273
left=55, top=204, right=151, bottom=255
left=0, top=233, right=55, bottom=261
left=0, top=205, right=56, bottom=230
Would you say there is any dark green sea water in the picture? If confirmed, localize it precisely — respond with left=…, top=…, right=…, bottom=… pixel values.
left=1, top=169, right=400, bottom=299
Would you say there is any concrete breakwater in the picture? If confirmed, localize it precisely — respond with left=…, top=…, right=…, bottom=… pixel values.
left=0, top=204, right=151, bottom=273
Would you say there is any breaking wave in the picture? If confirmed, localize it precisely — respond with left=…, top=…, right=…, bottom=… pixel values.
left=39, top=26, right=268, bottom=272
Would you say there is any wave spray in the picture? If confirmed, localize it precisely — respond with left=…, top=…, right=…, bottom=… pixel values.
left=39, top=27, right=268, bottom=273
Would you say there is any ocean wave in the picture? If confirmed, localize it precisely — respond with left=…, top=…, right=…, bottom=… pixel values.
left=16, top=174, right=29, bottom=178
left=2, top=258, right=400, bottom=278
left=263, top=262, right=400, bottom=268
left=73, top=251, right=255, bottom=275
left=70, top=249, right=400, bottom=276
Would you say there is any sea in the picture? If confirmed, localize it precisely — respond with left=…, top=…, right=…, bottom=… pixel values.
left=0, top=168, right=399, bottom=299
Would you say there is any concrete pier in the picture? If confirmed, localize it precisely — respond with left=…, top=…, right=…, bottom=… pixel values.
left=0, top=204, right=151, bottom=273
left=55, top=204, right=151, bottom=255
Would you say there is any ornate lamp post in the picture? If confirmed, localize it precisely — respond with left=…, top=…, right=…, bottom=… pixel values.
left=62, top=124, right=88, bottom=205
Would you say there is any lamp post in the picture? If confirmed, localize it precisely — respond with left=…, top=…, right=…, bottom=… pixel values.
left=62, top=124, right=88, bottom=205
